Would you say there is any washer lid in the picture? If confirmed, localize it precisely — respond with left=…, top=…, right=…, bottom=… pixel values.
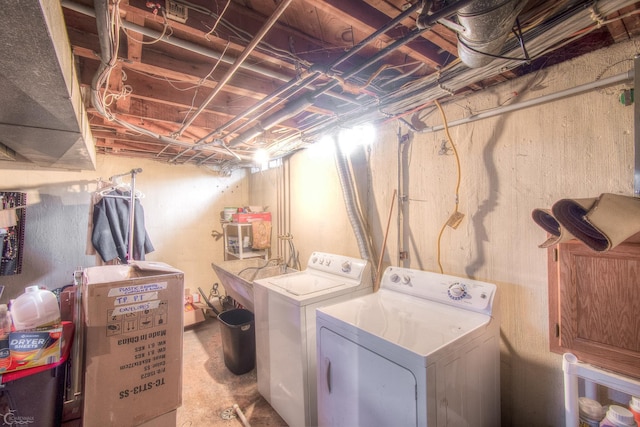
left=265, top=271, right=347, bottom=296
left=317, top=289, right=493, bottom=356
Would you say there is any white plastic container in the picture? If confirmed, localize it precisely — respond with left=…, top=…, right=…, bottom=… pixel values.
left=223, top=207, right=237, bottom=221
left=600, top=405, right=637, bottom=427
left=11, top=285, right=60, bottom=331
left=580, top=397, right=605, bottom=427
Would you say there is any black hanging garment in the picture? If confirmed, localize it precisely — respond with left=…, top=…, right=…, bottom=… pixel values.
left=91, top=191, right=154, bottom=262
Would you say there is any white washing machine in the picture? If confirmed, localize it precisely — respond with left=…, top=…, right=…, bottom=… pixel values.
left=316, top=266, right=500, bottom=427
left=253, top=251, right=373, bottom=427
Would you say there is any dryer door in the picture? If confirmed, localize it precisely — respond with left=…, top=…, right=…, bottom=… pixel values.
left=317, top=327, right=418, bottom=427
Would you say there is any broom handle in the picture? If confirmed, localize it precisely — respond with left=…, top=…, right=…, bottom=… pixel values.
left=374, top=189, right=397, bottom=292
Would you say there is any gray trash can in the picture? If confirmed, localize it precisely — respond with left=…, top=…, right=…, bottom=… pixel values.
left=217, top=309, right=255, bottom=375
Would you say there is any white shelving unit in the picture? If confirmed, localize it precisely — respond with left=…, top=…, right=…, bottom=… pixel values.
left=222, top=222, right=268, bottom=261
left=563, top=352, right=640, bottom=427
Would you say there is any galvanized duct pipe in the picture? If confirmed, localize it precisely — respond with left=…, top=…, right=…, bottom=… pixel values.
left=341, top=0, right=637, bottom=128
left=457, top=0, right=527, bottom=68
left=334, top=140, right=372, bottom=263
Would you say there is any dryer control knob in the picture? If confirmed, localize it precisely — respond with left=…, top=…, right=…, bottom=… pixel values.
left=401, top=275, right=411, bottom=285
left=341, top=261, right=351, bottom=273
left=390, top=274, right=400, bottom=283
left=448, top=283, right=467, bottom=300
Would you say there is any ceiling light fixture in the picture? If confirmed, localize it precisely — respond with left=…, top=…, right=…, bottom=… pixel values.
left=307, top=134, right=336, bottom=160
left=338, top=123, right=375, bottom=155
left=253, top=149, right=270, bottom=169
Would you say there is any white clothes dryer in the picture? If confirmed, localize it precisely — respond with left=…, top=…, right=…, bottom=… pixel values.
left=316, top=266, right=500, bottom=427
left=254, top=252, right=372, bottom=427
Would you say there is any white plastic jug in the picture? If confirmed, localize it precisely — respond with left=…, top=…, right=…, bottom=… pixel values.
left=11, top=286, right=61, bottom=331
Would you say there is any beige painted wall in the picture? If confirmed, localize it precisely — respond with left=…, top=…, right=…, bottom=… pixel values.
left=250, top=39, right=638, bottom=425
left=0, top=156, right=248, bottom=300
left=0, top=33, right=635, bottom=426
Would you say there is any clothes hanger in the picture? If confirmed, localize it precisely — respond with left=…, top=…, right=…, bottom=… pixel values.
left=96, top=178, right=145, bottom=199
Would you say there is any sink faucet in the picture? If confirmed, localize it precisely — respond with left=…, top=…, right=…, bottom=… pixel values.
left=278, top=233, right=300, bottom=270
left=267, top=256, right=287, bottom=273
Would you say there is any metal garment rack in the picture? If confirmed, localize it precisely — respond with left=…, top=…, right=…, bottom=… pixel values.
left=107, top=168, right=143, bottom=262
left=64, top=168, right=143, bottom=420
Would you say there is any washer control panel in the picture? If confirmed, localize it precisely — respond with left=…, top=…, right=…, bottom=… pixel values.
left=447, top=282, right=467, bottom=300
left=307, top=252, right=367, bottom=281
left=382, top=267, right=496, bottom=315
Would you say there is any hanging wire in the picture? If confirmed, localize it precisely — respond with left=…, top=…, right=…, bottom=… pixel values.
left=433, top=99, right=462, bottom=275
left=204, top=0, right=232, bottom=40
left=178, top=40, right=232, bottom=129
left=90, top=0, right=242, bottom=159
left=189, top=1, right=307, bottom=65
left=120, top=8, right=173, bottom=45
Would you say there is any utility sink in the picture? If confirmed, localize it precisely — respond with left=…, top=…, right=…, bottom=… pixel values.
left=211, top=259, right=297, bottom=312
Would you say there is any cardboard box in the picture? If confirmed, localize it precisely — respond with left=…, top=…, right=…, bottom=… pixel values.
left=138, top=409, right=176, bottom=427
left=82, top=262, right=184, bottom=427
left=184, top=287, right=193, bottom=305
left=191, top=291, right=201, bottom=303
left=183, top=288, right=201, bottom=305
left=183, top=302, right=205, bottom=327
left=231, top=212, right=271, bottom=223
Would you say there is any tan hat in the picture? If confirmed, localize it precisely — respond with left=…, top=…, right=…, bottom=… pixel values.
left=553, top=193, right=640, bottom=252
left=532, top=198, right=596, bottom=248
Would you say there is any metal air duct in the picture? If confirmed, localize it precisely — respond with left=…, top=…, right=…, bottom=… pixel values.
left=0, top=0, right=96, bottom=169
left=457, top=0, right=526, bottom=68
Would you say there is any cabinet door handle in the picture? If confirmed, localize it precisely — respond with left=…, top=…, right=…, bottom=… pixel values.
left=324, top=357, right=332, bottom=393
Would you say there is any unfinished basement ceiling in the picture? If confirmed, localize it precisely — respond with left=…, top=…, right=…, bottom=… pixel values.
left=26, top=0, right=640, bottom=170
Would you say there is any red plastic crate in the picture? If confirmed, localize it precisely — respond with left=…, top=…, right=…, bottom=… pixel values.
left=231, top=212, right=271, bottom=223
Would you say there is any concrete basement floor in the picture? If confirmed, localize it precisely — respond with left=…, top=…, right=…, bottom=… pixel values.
left=177, top=314, right=287, bottom=427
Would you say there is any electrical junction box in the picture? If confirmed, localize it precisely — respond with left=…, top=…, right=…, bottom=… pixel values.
left=165, top=0, right=188, bottom=23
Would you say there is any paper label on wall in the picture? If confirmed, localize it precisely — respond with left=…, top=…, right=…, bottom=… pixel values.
left=108, top=282, right=167, bottom=297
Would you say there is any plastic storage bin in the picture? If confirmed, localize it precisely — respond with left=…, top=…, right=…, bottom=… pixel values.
left=0, top=322, right=73, bottom=427
left=218, top=309, right=255, bottom=375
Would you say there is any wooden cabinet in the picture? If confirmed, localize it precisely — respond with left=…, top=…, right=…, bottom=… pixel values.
left=548, top=238, right=640, bottom=379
